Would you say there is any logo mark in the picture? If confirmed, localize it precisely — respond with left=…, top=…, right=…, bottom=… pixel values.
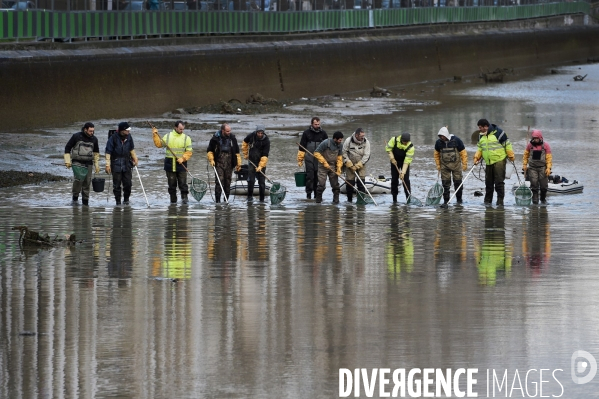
left=571, top=350, right=597, bottom=384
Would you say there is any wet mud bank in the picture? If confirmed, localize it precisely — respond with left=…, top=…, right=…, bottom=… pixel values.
left=1, top=14, right=598, bottom=131
left=0, top=171, right=68, bottom=188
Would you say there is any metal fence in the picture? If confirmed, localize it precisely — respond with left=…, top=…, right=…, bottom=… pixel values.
left=0, top=2, right=591, bottom=40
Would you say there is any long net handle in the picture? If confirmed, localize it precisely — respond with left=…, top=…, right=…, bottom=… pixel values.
left=393, top=163, right=412, bottom=199
left=134, top=166, right=150, bottom=208
left=447, top=163, right=475, bottom=204
left=213, top=165, right=229, bottom=204
left=296, top=142, right=358, bottom=192
left=354, top=173, right=378, bottom=206
left=247, top=159, right=274, bottom=184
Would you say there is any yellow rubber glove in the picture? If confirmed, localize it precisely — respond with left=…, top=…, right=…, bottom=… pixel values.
left=64, top=153, right=72, bottom=169
left=152, top=128, right=163, bottom=148
left=105, top=153, right=111, bottom=174
left=434, top=151, right=440, bottom=171
left=523, top=165, right=528, bottom=173
left=256, top=156, right=268, bottom=172
left=400, top=163, right=408, bottom=180
left=93, top=152, right=100, bottom=173
left=236, top=154, right=242, bottom=171
left=177, top=157, right=185, bottom=164
left=314, top=152, right=329, bottom=169
left=297, top=150, right=305, bottom=168
left=130, top=150, right=138, bottom=167
left=207, top=151, right=215, bottom=167
left=336, top=155, right=343, bottom=175
left=545, top=153, right=553, bottom=172
left=506, top=149, right=515, bottom=162
left=473, top=151, right=482, bottom=165
left=355, top=161, right=364, bottom=170
left=344, top=160, right=353, bottom=168
left=545, top=167, right=551, bottom=177
left=242, top=141, right=249, bottom=160
left=460, top=149, right=468, bottom=171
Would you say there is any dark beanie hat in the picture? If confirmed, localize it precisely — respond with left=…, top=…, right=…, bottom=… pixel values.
left=401, top=132, right=411, bottom=142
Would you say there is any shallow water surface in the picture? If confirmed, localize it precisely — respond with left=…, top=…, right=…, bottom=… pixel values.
left=1, top=63, right=599, bottom=398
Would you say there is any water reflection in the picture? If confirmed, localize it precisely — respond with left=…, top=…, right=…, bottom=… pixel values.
left=522, top=207, right=551, bottom=277
left=107, top=207, right=133, bottom=285
left=152, top=205, right=192, bottom=280
left=475, top=207, right=512, bottom=286
left=433, top=208, right=468, bottom=287
left=386, top=209, right=414, bottom=281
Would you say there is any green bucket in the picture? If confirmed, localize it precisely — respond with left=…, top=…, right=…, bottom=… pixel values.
left=294, top=171, right=307, bottom=187
left=72, top=164, right=89, bottom=181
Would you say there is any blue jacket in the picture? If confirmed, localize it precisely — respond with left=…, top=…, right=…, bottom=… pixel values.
left=106, top=133, right=135, bottom=173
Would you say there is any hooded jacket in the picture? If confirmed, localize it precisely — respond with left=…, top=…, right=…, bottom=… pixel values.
left=342, top=133, right=370, bottom=166
left=434, top=127, right=467, bottom=170
left=242, top=131, right=270, bottom=165
left=523, top=130, right=552, bottom=170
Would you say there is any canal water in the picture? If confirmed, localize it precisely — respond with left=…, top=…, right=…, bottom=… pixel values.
left=1, top=63, right=598, bottom=398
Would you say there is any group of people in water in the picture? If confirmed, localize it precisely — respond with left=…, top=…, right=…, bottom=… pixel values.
left=63, top=116, right=552, bottom=206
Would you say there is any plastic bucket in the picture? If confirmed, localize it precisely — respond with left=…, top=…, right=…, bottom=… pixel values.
left=92, top=178, right=105, bottom=193
left=294, top=171, right=307, bottom=187
left=505, top=162, right=515, bottom=179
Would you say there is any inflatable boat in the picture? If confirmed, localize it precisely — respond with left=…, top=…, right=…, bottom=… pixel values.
left=340, top=175, right=392, bottom=194
left=230, top=180, right=272, bottom=196
left=512, top=176, right=583, bottom=195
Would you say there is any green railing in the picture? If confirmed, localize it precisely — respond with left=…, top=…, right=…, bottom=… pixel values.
left=0, top=2, right=590, bottom=40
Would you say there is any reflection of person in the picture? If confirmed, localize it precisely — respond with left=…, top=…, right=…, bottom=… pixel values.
left=246, top=206, right=268, bottom=262
left=242, top=125, right=270, bottom=203
left=522, top=130, right=552, bottom=205
left=434, top=127, right=467, bottom=204
left=297, top=117, right=328, bottom=200
left=152, top=121, right=193, bottom=204
left=386, top=209, right=414, bottom=281
left=476, top=208, right=511, bottom=286
left=64, top=122, right=100, bottom=206
left=342, top=128, right=370, bottom=203
left=313, top=131, right=344, bottom=204
left=473, top=119, right=514, bottom=206
left=523, top=207, right=551, bottom=276
left=386, top=132, right=414, bottom=203
left=207, top=123, right=241, bottom=203
left=105, top=122, right=138, bottom=206
left=158, top=206, right=192, bottom=280
left=107, top=208, right=133, bottom=284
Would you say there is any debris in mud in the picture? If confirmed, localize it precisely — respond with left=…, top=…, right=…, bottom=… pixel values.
left=12, top=226, right=82, bottom=247
left=573, top=74, right=587, bottom=81
left=480, top=68, right=514, bottom=83
left=246, top=93, right=278, bottom=105
left=370, top=86, right=395, bottom=97
left=0, top=171, right=68, bottom=189
left=453, top=76, right=462, bottom=81
left=162, top=96, right=334, bottom=117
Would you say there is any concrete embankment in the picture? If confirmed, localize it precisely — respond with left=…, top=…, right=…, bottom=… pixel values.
left=0, top=13, right=598, bottom=131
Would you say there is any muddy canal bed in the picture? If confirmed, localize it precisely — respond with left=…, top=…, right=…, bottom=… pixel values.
left=1, top=62, right=598, bottom=398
